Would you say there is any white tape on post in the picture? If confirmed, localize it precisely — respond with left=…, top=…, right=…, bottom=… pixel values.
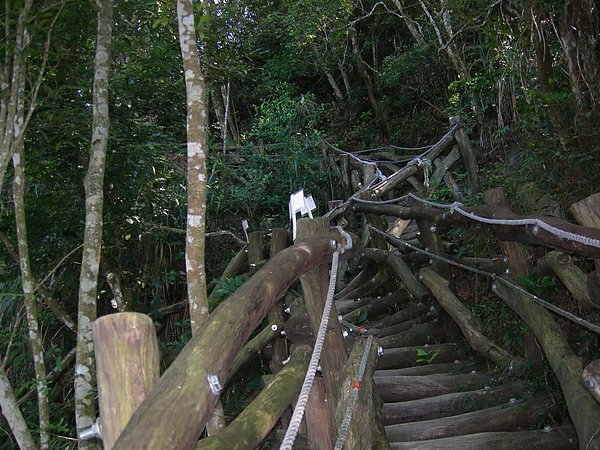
left=241, top=219, right=249, bottom=242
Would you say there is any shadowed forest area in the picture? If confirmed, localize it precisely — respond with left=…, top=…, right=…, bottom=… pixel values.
left=1, top=0, right=599, bottom=448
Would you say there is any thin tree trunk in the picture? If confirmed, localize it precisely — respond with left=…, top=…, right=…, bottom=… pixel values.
left=75, top=0, right=112, bottom=447
left=177, top=0, right=210, bottom=331
left=13, top=145, right=50, bottom=449
left=392, top=0, right=427, bottom=46
left=177, top=0, right=226, bottom=434
left=0, top=364, right=35, bottom=449
left=0, top=0, right=32, bottom=190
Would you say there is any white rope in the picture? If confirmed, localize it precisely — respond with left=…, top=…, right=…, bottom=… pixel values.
left=407, top=193, right=600, bottom=249
left=334, top=335, right=374, bottom=450
left=369, top=225, right=600, bottom=334
left=280, top=247, right=343, bottom=450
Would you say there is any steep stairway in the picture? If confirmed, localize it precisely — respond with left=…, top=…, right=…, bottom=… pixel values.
left=338, top=290, right=579, bottom=449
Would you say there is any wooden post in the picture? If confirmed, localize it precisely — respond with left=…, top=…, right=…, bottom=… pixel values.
left=248, top=231, right=265, bottom=275
left=296, top=217, right=348, bottom=449
left=449, top=116, right=478, bottom=195
left=483, top=187, right=542, bottom=369
left=268, top=227, right=289, bottom=373
left=570, top=193, right=600, bottom=305
left=333, top=336, right=379, bottom=450
left=93, top=313, right=160, bottom=450
left=483, top=188, right=530, bottom=277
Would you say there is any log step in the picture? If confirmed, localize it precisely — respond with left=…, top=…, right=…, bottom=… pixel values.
left=388, top=425, right=577, bottom=449
left=375, top=359, right=484, bottom=377
left=375, top=371, right=497, bottom=402
left=385, top=395, right=557, bottom=442
left=379, top=320, right=460, bottom=348
left=376, top=343, right=466, bottom=370
left=369, top=311, right=435, bottom=338
left=382, top=381, right=524, bottom=425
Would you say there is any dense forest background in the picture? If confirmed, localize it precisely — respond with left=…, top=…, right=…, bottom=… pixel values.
left=1, top=0, right=599, bottom=447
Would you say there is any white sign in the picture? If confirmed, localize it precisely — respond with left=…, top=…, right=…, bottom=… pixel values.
left=241, top=219, right=249, bottom=242
left=289, top=189, right=317, bottom=240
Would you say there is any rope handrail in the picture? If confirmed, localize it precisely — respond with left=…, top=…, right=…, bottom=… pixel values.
left=404, top=193, right=600, bottom=250
left=280, top=232, right=352, bottom=450
left=367, top=225, right=600, bottom=334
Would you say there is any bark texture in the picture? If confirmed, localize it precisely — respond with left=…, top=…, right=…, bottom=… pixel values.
left=75, top=0, right=112, bottom=446
left=177, top=0, right=210, bottom=332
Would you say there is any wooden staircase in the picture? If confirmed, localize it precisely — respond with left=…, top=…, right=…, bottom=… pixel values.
left=342, top=293, right=581, bottom=449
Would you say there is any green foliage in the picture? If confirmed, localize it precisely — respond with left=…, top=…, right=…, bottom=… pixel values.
left=208, top=83, right=330, bottom=228
left=209, top=274, right=249, bottom=311
left=416, top=348, right=439, bottom=364
left=516, top=274, right=556, bottom=298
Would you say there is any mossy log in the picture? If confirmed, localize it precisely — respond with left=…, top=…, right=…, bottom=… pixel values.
left=439, top=203, right=600, bottom=258
left=375, top=372, right=495, bottom=402
left=375, top=359, right=482, bottom=377
left=342, top=292, right=411, bottom=323
left=362, top=248, right=429, bottom=301
left=369, top=303, right=431, bottom=329
left=420, top=268, right=525, bottom=369
left=536, top=250, right=596, bottom=310
left=196, top=344, right=311, bottom=450
left=493, top=280, right=600, bottom=449
left=427, top=145, right=461, bottom=196
left=448, top=256, right=507, bottom=275
left=336, top=295, right=372, bottom=315
left=386, top=395, right=556, bottom=442
left=112, top=230, right=349, bottom=450
left=376, top=343, right=463, bottom=370
left=370, top=311, right=435, bottom=338
left=382, top=381, right=523, bottom=425
left=93, top=313, right=160, bottom=450
left=389, top=425, right=577, bottom=449
left=334, top=266, right=377, bottom=300
left=333, top=336, right=380, bottom=450
left=450, top=116, right=478, bottom=195
left=336, top=269, right=392, bottom=303
left=219, top=244, right=248, bottom=280
left=370, top=128, right=455, bottom=198
left=226, top=319, right=284, bottom=385
left=379, top=320, right=454, bottom=349
left=352, top=202, right=440, bottom=222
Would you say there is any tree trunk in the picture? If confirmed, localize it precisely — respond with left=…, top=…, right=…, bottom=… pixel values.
left=75, top=0, right=112, bottom=446
left=177, top=0, right=210, bottom=332
left=0, top=365, right=35, bottom=450
left=12, top=146, right=50, bottom=449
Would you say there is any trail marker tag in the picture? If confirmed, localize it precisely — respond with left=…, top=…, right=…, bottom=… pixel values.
left=241, top=219, right=249, bottom=242
left=289, top=189, right=317, bottom=240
